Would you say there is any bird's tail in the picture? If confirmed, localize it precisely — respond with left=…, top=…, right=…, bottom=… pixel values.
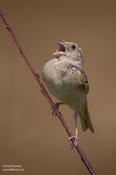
left=79, top=99, right=94, bottom=133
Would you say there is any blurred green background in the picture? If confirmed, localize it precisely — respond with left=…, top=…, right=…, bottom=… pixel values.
left=0, top=0, right=116, bottom=174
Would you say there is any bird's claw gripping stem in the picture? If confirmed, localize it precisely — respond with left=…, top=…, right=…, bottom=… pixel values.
left=51, top=102, right=63, bottom=116
left=68, top=135, right=78, bottom=149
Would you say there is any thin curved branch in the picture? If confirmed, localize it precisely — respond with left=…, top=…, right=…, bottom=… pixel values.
left=0, top=9, right=96, bottom=175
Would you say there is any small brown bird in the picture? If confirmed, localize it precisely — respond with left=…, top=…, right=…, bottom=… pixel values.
left=42, top=40, right=94, bottom=147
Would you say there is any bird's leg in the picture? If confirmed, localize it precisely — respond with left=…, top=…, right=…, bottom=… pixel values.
left=51, top=102, right=64, bottom=116
left=68, top=111, right=78, bottom=149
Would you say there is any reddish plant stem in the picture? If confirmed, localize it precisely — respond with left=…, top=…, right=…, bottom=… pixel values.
left=0, top=9, right=96, bottom=175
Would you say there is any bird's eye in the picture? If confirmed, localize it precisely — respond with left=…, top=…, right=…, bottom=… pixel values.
left=72, top=44, right=76, bottom=50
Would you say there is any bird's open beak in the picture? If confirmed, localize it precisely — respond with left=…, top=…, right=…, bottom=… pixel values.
left=52, top=40, right=67, bottom=57
left=57, top=41, right=66, bottom=52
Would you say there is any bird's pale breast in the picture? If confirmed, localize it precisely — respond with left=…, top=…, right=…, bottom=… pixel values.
left=42, top=58, right=86, bottom=110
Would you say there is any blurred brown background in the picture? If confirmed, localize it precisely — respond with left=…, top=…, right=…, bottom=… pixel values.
left=0, top=0, right=116, bottom=174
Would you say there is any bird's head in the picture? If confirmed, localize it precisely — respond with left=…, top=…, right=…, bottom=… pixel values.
left=53, top=40, right=83, bottom=61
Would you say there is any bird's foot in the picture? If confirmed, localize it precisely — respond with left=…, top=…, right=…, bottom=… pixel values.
left=51, top=102, right=63, bottom=116
left=68, top=135, right=78, bottom=149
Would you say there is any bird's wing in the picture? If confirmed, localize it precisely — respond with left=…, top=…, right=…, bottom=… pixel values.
left=78, top=70, right=89, bottom=94
left=68, top=64, right=89, bottom=94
